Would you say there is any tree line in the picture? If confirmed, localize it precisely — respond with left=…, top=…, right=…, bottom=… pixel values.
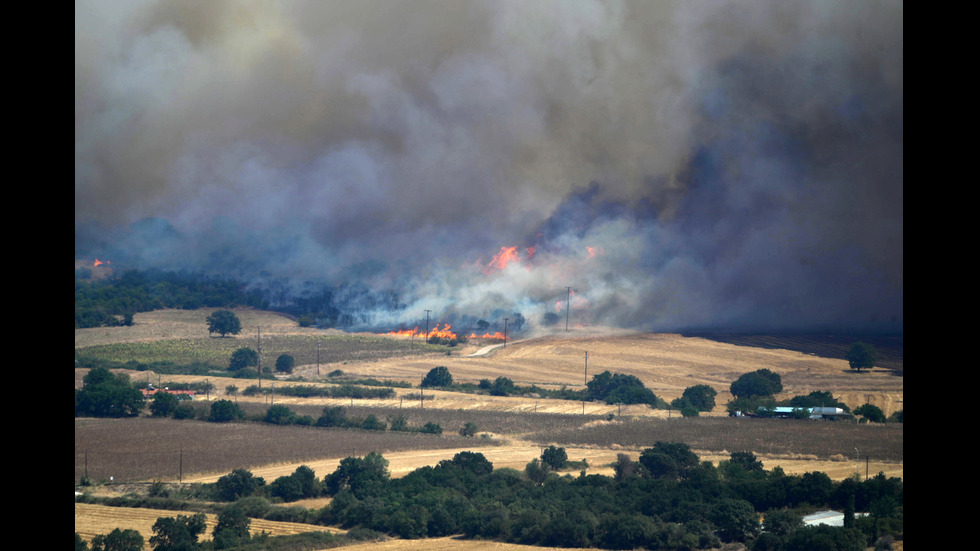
left=75, top=269, right=267, bottom=328
left=80, top=444, right=901, bottom=551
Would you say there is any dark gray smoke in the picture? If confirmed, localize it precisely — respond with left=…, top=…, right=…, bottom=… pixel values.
left=75, top=0, right=902, bottom=334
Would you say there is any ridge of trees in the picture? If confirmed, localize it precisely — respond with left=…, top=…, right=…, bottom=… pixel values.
left=89, top=446, right=899, bottom=550
left=75, top=269, right=268, bottom=328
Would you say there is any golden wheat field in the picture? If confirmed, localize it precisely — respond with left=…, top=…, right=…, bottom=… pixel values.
left=75, top=308, right=903, bottom=549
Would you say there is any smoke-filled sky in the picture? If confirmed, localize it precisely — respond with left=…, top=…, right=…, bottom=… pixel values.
left=75, top=0, right=903, bottom=334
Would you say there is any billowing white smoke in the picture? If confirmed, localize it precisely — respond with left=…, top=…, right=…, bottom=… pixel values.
left=75, top=1, right=902, bottom=334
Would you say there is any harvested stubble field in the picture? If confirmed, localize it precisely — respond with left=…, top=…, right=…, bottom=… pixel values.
left=76, top=309, right=903, bottom=547
left=74, top=502, right=343, bottom=545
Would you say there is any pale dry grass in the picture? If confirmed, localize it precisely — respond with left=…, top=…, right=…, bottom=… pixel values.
left=74, top=502, right=341, bottom=550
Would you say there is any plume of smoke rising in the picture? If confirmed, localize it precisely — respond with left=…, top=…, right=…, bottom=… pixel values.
left=75, top=0, right=902, bottom=334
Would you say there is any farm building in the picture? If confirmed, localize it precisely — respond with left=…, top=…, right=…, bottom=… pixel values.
left=748, top=406, right=854, bottom=420
left=803, top=510, right=868, bottom=527
left=808, top=406, right=853, bottom=420
left=760, top=407, right=854, bottom=420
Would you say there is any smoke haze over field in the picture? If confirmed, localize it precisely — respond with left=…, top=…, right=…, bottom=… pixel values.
left=75, top=0, right=903, bottom=334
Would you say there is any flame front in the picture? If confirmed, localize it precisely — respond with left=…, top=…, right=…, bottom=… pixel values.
left=386, top=323, right=458, bottom=340
left=384, top=323, right=506, bottom=341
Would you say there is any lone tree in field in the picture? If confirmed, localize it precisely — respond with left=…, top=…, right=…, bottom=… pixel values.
left=846, top=341, right=878, bottom=372
left=275, top=354, right=295, bottom=373
left=229, top=347, right=259, bottom=371
left=730, top=369, right=782, bottom=398
left=207, top=309, right=242, bottom=337
left=421, top=366, right=453, bottom=387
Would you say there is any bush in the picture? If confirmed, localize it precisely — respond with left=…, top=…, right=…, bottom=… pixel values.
left=730, top=369, right=782, bottom=398
left=149, top=392, right=180, bottom=417
left=172, top=402, right=197, bottom=420
left=420, top=422, right=443, bottom=434
left=90, top=528, right=144, bottom=551
left=229, top=347, right=259, bottom=371
left=587, top=371, right=657, bottom=405
left=264, top=405, right=297, bottom=425
left=317, top=406, right=350, bottom=428
left=209, top=400, right=244, bottom=423
left=275, top=354, right=295, bottom=373
left=854, top=403, right=886, bottom=423
left=422, top=366, right=453, bottom=387
left=541, top=446, right=568, bottom=469
left=215, top=469, right=265, bottom=501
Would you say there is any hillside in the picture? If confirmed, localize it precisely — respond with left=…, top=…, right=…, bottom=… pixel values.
left=76, top=308, right=903, bottom=548
left=75, top=308, right=903, bottom=417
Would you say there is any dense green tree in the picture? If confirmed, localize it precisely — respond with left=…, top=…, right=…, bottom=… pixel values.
left=421, top=422, right=443, bottom=434
left=361, top=414, right=386, bottom=431
left=208, top=399, right=243, bottom=423
left=846, top=342, right=878, bottom=372
left=270, top=474, right=304, bottom=502
left=459, top=422, right=479, bottom=437
left=421, top=366, right=453, bottom=387
left=680, top=384, right=718, bottom=411
left=783, top=525, right=866, bottom=551
left=525, top=458, right=550, bottom=484
left=729, top=451, right=765, bottom=473
left=90, top=528, right=144, bottom=551
left=274, top=354, right=295, bottom=373
left=228, top=347, right=258, bottom=371
left=708, top=498, right=760, bottom=542
left=324, top=452, right=390, bottom=498
left=215, top=469, right=265, bottom=501
left=587, top=371, right=657, bottom=405
left=264, top=404, right=297, bottom=425
left=541, top=446, right=568, bottom=470
left=212, top=506, right=251, bottom=549
left=639, top=441, right=700, bottom=479
left=207, top=310, right=242, bottom=337
left=490, top=376, right=515, bottom=396
left=149, top=392, right=180, bottom=417
left=148, top=513, right=206, bottom=551
left=596, top=513, right=658, bottom=550
left=854, top=403, right=886, bottom=423
left=762, top=508, right=804, bottom=537
left=75, top=367, right=145, bottom=418
left=441, top=451, right=493, bottom=476
left=172, top=402, right=197, bottom=420
left=730, top=369, right=783, bottom=398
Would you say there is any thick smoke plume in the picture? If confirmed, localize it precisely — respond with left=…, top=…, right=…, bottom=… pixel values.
left=75, top=1, right=903, bottom=334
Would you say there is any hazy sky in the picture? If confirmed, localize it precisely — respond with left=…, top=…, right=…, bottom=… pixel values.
left=75, top=0, right=903, bottom=333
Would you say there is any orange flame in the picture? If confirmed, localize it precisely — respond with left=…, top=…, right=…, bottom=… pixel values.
left=486, top=246, right=520, bottom=272
left=385, top=324, right=506, bottom=340
left=468, top=331, right=506, bottom=340
left=386, top=323, right=458, bottom=340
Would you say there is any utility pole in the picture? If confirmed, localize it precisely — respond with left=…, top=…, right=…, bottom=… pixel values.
left=316, top=341, right=321, bottom=376
left=584, top=351, right=588, bottom=385
left=424, top=310, right=431, bottom=344
left=565, top=287, right=571, bottom=331
left=503, top=317, right=509, bottom=348
left=257, top=326, right=262, bottom=390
